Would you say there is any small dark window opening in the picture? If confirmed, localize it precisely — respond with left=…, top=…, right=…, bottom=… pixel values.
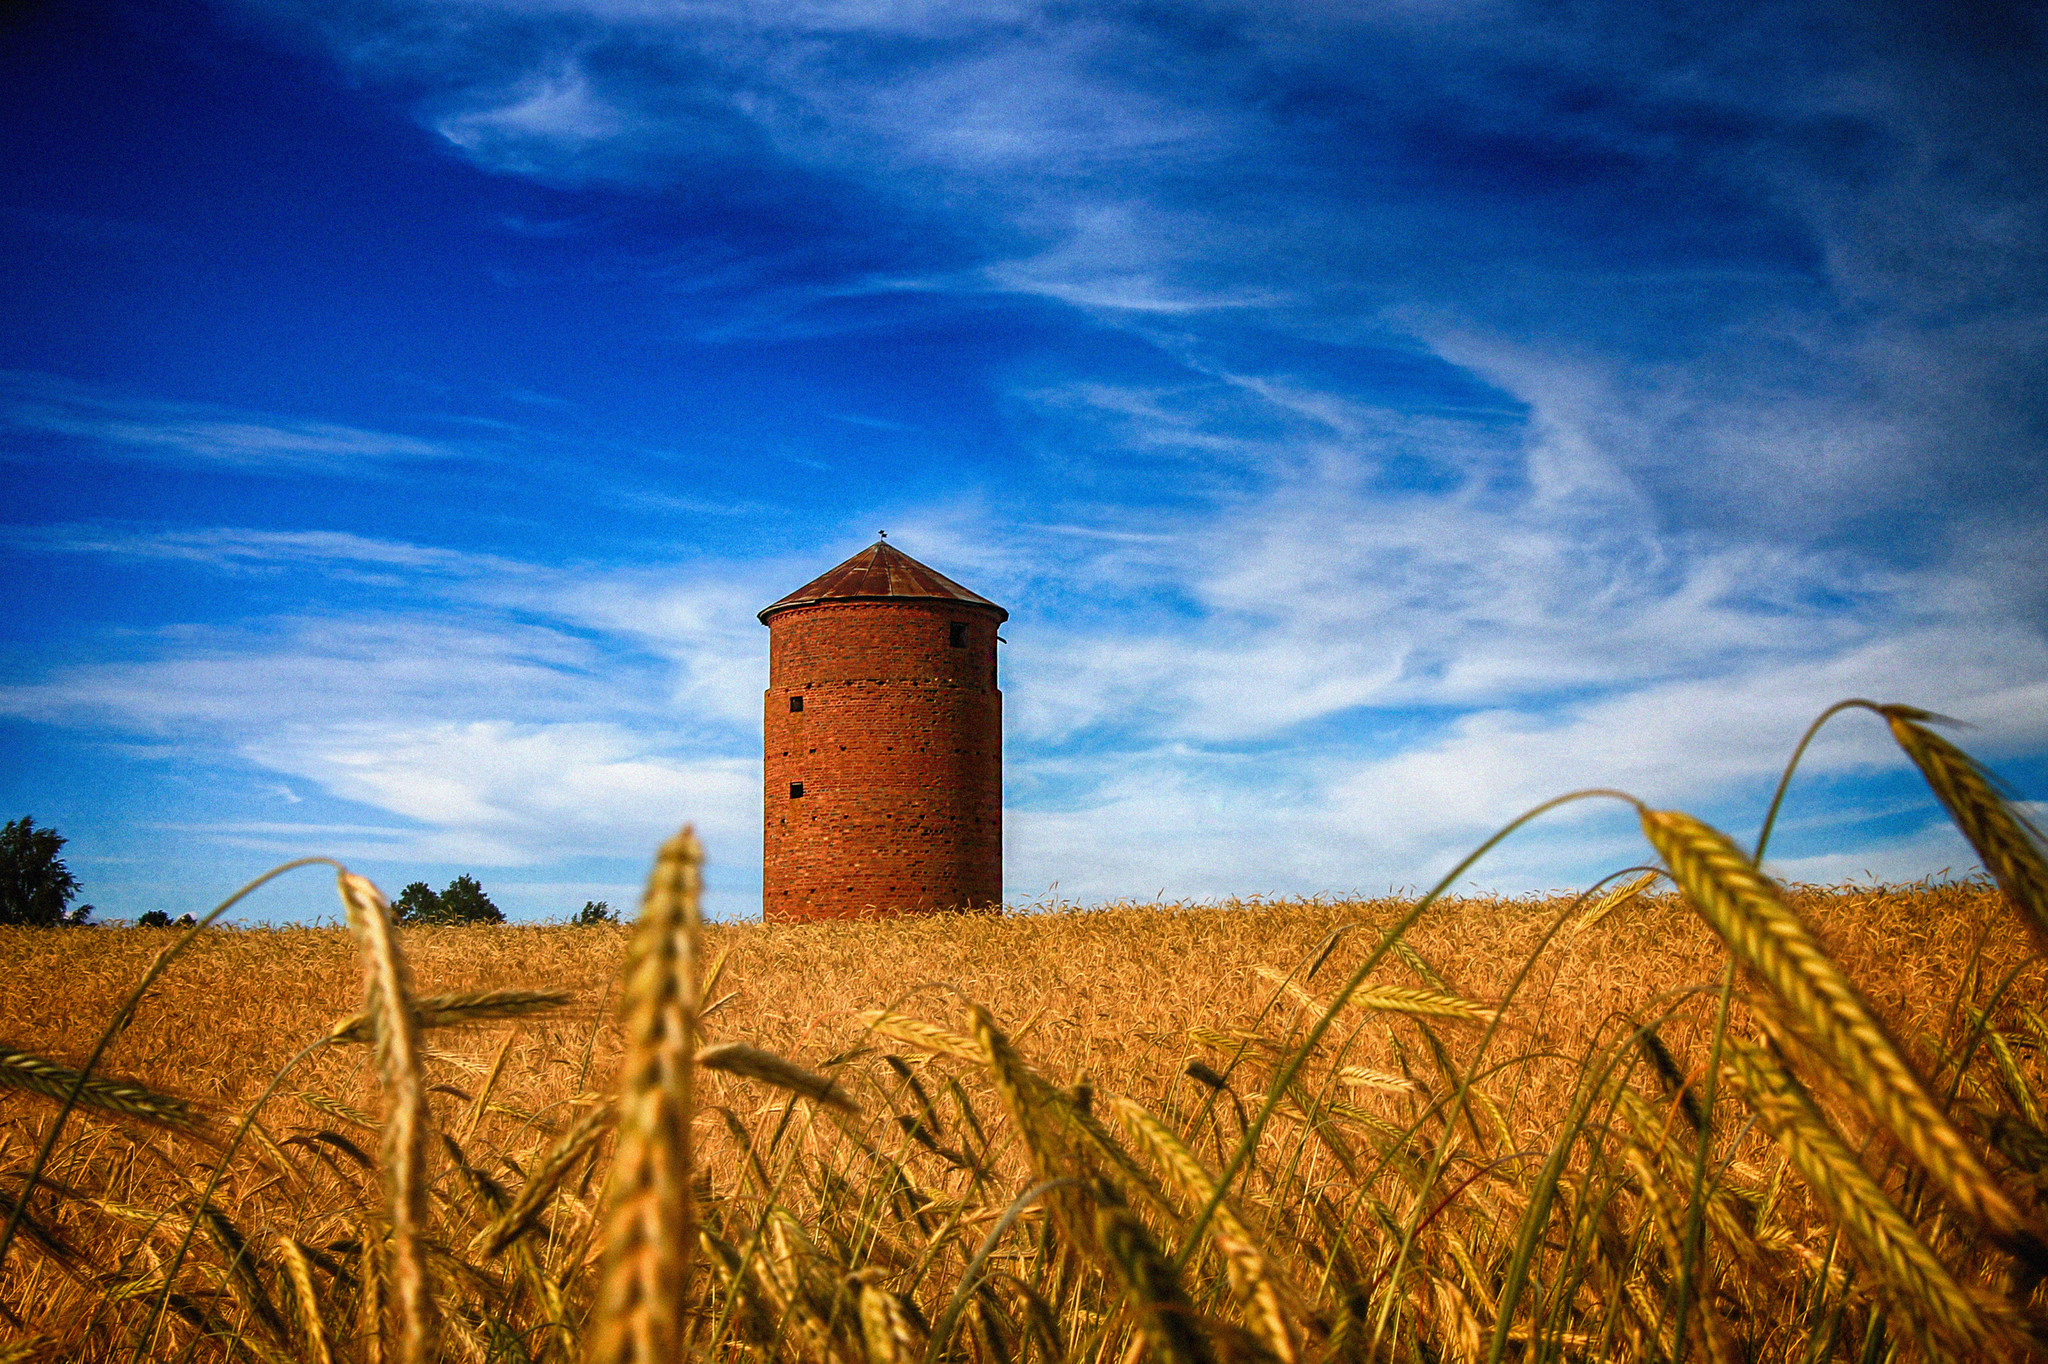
left=789, top=782, right=805, bottom=798
left=949, top=622, right=967, bottom=648
left=789, top=695, right=803, bottom=712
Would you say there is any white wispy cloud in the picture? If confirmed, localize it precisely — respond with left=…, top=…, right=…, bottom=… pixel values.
left=7, top=525, right=523, bottom=576
left=0, top=372, right=472, bottom=473
left=243, top=720, right=758, bottom=866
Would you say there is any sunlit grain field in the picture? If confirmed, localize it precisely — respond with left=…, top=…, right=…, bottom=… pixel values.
left=4, top=702, right=2047, bottom=1363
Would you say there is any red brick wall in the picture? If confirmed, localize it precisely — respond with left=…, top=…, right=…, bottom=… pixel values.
left=762, top=599, right=1003, bottom=920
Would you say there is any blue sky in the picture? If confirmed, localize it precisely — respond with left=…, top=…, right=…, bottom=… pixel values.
left=2, top=0, right=2042, bottom=923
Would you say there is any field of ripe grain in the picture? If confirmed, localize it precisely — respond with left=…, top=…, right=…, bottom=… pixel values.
left=1, top=703, right=2043, bottom=1364
left=0, top=880, right=2019, bottom=1147
left=3, top=864, right=2044, bottom=1364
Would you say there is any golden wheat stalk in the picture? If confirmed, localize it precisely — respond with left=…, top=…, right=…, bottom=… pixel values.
left=462, top=1025, right=520, bottom=1140
left=851, top=1268, right=925, bottom=1364
left=356, top=1219, right=386, bottom=1364
left=1337, top=1066, right=1419, bottom=1096
left=1095, top=1200, right=1217, bottom=1364
left=970, top=1005, right=1066, bottom=1179
left=325, top=989, right=572, bottom=1046
left=1882, top=706, right=2048, bottom=959
left=1720, top=1040, right=1996, bottom=1351
left=1350, top=984, right=1500, bottom=1024
left=275, top=1233, right=333, bottom=1364
left=1256, top=966, right=1498, bottom=1024
left=1110, top=1094, right=1298, bottom=1364
left=1572, top=869, right=1662, bottom=935
left=1640, top=808, right=2030, bottom=1245
left=472, top=1101, right=616, bottom=1257
left=0, top=1047, right=207, bottom=1133
left=336, top=869, right=432, bottom=1364
left=697, top=1042, right=859, bottom=1112
left=1054, top=1088, right=1176, bottom=1215
left=297, top=1089, right=375, bottom=1130
left=587, top=825, right=703, bottom=1364
left=855, top=1010, right=988, bottom=1064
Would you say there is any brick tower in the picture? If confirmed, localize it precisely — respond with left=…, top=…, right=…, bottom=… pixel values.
left=759, top=541, right=1006, bottom=921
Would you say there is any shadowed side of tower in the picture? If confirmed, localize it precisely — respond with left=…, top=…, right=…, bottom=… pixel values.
left=759, top=542, right=1006, bottom=921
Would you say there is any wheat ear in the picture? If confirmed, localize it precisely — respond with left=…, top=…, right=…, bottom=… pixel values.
left=276, top=1234, right=333, bottom=1364
left=588, top=825, right=703, bottom=1364
left=1721, top=1041, right=1994, bottom=1351
left=851, top=1268, right=925, bottom=1364
left=1572, top=869, right=1662, bottom=935
left=697, top=1043, right=859, bottom=1112
left=472, top=1102, right=616, bottom=1258
left=1111, top=1095, right=1297, bottom=1364
left=326, top=989, right=572, bottom=1045
left=0, top=1048, right=207, bottom=1134
left=337, top=870, right=432, bottom=1364
left=1640, top=809, right=2028, bottom=1244
left=1096, top=1200, right=1217, bottom=1364
left=1258, top=966, right=1499, bottom=1024
left=1882, top=706, right=2048, bottom=959
left=855, top=1010, right=988, bottom=1064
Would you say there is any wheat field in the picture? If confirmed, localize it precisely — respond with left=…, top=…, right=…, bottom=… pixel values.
left=3, top=700, right=2047, bottom=1363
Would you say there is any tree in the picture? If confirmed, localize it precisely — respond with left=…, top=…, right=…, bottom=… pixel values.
left=392, top=882, right=444, bottom=924
left=573, top=900, right=617, bottom=926
left=439, top=875, right=504, bottom=925
left=394, top=876, right=503, bottom=926
left=1, top=816, right=89, bottom=926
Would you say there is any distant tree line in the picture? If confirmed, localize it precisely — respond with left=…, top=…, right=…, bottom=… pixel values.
left=4, top=819, right=621, bottom=928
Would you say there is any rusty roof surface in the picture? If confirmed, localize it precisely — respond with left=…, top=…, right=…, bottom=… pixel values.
left=758, top=541, right=1009, bottom=623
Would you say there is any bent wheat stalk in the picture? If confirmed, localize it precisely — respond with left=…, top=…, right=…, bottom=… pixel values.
left=1111, top=1094, right=1297, bottom=1364
left=1880, top=705, right=2048, bottom=959
left=325, top=989, right=572, bottom=1045
left=0, top=1049, right=208, bottom=1134
left=472, top=1102, right=616, bottom=1258
left=1721, top=1040, right=1996, bottom=1353
left=697, top=1043, right=859, bottom=1113
left=1641, top=808, right=2034, bottom=1253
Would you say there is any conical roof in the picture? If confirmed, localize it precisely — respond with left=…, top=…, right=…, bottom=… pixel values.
left=758, top=541, right=1008, bottom=623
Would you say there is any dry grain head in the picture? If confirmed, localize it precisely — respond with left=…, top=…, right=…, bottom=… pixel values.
left=587, top=825, right=703, bottom=1364
left=1881, top=705, right=2048, bottom=959
left=697, top=1042, right=858, bottom=1113
left=336, top=868, right=432, bottom=1364
left=1639, top=809, right=2033, bottom=1250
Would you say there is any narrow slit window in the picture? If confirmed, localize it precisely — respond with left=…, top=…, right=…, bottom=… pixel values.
left=789, top=695, right=803, bottom=712
left=949, top=622, right=967, bottom=648
left=789, top=782, right=804, bottom=798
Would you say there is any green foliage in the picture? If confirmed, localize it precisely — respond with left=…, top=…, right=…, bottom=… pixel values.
left=440, top=874, right=503, bottom=924
left=573, top=899, right=617, bottom=926
left=0, top=816, right=87, bottom=926
left=135, top=911, right=195, bottom=929
left=394, top=875, right=504, bottom=925
left=392, top=881, right=443, bottom=924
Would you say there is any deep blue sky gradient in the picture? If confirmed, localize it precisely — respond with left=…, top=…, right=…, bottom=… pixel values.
left=2, top=0, right=2042, bottom=921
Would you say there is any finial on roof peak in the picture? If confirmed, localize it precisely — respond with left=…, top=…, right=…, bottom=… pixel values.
left=878, top=530, right=887, bottom=539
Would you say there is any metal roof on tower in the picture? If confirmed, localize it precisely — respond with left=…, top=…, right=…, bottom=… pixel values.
left=758, top=541, right=1009, bottom=623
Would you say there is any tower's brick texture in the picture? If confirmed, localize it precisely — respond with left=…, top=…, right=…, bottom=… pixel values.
left=762, top=598, right=1003, bottom=920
